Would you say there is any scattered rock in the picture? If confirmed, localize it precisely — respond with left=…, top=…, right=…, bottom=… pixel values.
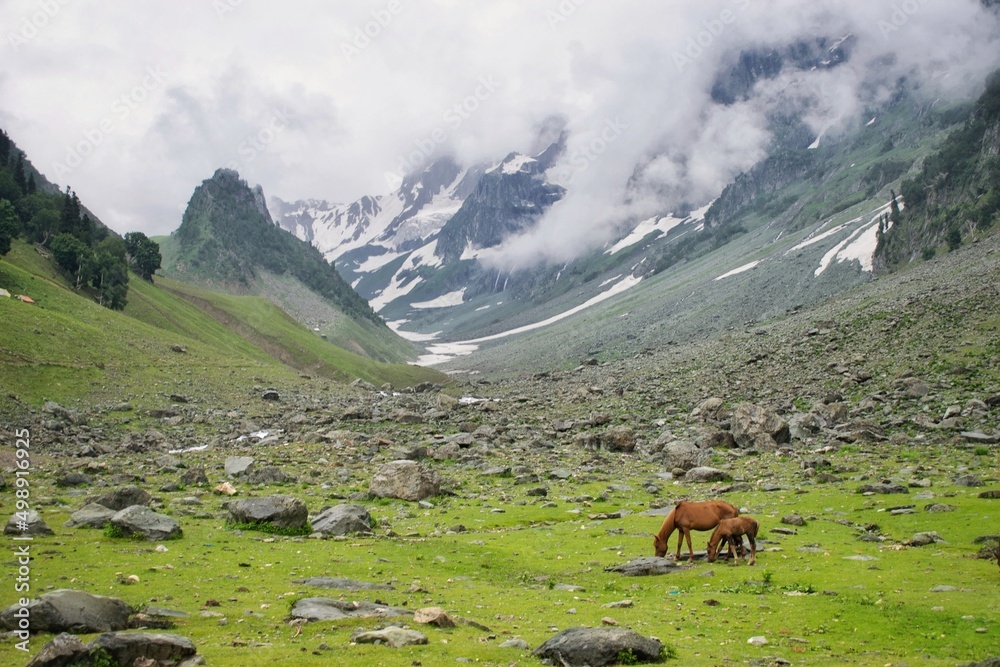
left=225, top=456, right=255, bottom=477
left=25, top=632, right=87, bottom=667
left=56, top=472, right=93, bottom=487
left=180, top=467, right=209, bottom=487
left=64, top=503, right=116, bottom=529
left=351, top=626, right=428, bottom=648
left=109, top=505, right=183, bottom=541
left=369, top=460, right=440, bottom=502
left=295, top=578, right=393, bottom=592
left=909, top=531, right=946, bottom=547
left=533, top=627, right=663, bottom=667
left=953, top=474, right=984, bottom=488
left=4, top=510, right=54, bottom=536
left=606, top=557, right=679, bottom=576
left=2, top=589, right=131, bottom=633
left=684, top=466, right=732, bottom=483
left=857, top=482, right=909, bottom=494
left=89, top=631, right=198, bottom=666
left=731, top=403, right=790, bottom=450
left=89, top=485, right=153, bottom=511
left=781, top=514, right=806, bottom=526
left=228, top=495, right=308, bottom=530
left=311, top=504, right=372, bottom=536
left=289, top=598, right=410, bottom=622
left=660, top=440, right=705, bottom=471
left=414, top=607, right=456, bottom=628
left=246, top=466, right=295, bottom=485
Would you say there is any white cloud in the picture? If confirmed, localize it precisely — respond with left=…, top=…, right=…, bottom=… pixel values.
left=0, top=0, right=996, bottom=260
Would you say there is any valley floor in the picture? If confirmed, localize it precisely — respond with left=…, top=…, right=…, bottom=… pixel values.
left=1, top=232, right=998, bottom=667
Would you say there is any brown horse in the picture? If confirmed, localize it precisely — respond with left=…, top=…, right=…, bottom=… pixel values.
left=653, top=500, right=740, bottom=562
left=706, top=516, right=759, bottom=565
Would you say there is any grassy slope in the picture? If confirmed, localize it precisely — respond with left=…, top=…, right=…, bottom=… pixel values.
left=2, top=437, right=996, bottom=667
left=156, top=234, right=418, bottom=365
left=0, top=242, right=442, bottom=414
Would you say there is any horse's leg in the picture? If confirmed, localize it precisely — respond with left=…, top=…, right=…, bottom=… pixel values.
left=728, top=536, right=739, bottom=565
left=747, top=534, right=757, bottom=566
left=675, top=529, right=684, bottom=560
left=685, top=529, right=695, bottom=562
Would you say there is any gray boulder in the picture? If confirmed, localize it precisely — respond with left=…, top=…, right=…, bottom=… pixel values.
left=110, top=505, right=182, bottom=541
left=88, top=485, right=152, bottom=511
left=691, top=397, right=727, bottom=422
left=789, top=412, right=826, bottom=441
left=89, top=632, right=197, bottom=666
left=606, top=557, right=679, bottom=576
left=910, top=531, right=946, bottom=546
left=370, top=460, right=440, bottom=502
left=225, top=456, right=255, bottom=477
left=312, top=504, right=372, bottom=536
left=660, top=440, right=705, bottom=471
left=26, top=632, right=88, bottom=667
left=599, top=426, right=636, bottom=452
left=857, top=482, right=909, bottom=494
left=246, top=466, right=295, bottom=485
left=731, top=403, right=790, bottom=450
left=534, top=627, right=663, bottom=666
left=64, top=503, right=116, bottom=529
left=2, top=589, right=130, bottom=633
left=4, top=510, right=54, bottom=536
left=228, top=495, right=308, bottom=530
left=289, top=598, right=410, bottom=622
left=684, top=466, right=733, bottom=483
left=295, top=577, right=393, bottom=591
left=351, top=627, right=428, bottom=648
left=179, top=466, right=209, bottom=486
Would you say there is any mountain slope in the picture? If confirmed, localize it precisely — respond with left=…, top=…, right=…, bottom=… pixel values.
left=160, top=168, right=413, bottom=363
left=0, top=239, right=444, bottom=417
left=876, top=69, right=1000, bottom=268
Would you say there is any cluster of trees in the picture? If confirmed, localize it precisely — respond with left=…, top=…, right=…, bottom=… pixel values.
left=0, top=129, right=161, bottom=310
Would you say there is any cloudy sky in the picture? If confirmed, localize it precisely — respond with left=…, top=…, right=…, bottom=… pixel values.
left=2, top=0, right=998, bottom=262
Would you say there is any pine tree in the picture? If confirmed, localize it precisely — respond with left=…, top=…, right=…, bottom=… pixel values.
left=0, top=130, right=10, bottom=166
left=889, top=190, right=901, bottom=227
left=14, top=153, right=27, bottom=195
left=26, top=174, right=36, bottom=195
left=0, top=199, right=19, bottom=256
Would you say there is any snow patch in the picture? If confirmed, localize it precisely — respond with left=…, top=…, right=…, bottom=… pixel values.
left=370, top=274, right=423, bottom=312
left=385, top=320, right=442, bottom=343
left=715, top=260, right=762, bottom=281
left=412, top=289, right=466, bottom=309
left=414, top=275, right=643, bottom=366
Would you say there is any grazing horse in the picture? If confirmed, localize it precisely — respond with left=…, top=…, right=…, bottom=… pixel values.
left=653, top=500, right=740, bottom=562
left=706, top=516, right=759, bottom=565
